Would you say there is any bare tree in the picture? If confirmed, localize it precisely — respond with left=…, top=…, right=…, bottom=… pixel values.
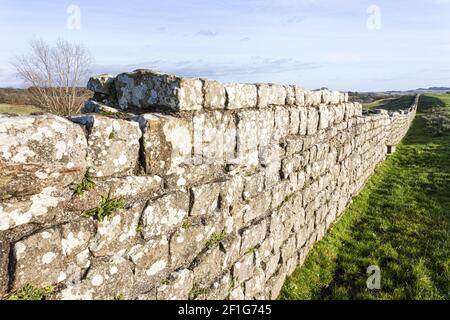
left=12, top=39, right=93, bottom=115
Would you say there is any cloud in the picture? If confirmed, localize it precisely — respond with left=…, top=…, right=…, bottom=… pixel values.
left=93, top=58, right=321, bottom=82
left=196, top=30, right=220, bottom=37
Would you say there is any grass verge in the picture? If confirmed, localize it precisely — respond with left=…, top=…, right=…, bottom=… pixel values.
left=280, top=94, right=450, bottom=300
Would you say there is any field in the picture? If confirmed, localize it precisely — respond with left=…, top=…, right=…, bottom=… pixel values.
left=0, top=103, right=43, bottom=115
left=280, top=94, right=450, bottom=300
left=363, top=95, right=416, bottom=111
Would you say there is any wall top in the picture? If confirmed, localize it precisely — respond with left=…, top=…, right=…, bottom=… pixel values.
left=87, top=69, right=349, bottom=113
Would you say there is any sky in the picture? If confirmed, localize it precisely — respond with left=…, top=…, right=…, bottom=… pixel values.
left=1, top=0, right=450, bottom=91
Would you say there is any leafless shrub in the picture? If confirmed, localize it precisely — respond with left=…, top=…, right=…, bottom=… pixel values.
left=11, top=39, right=93, bottom=115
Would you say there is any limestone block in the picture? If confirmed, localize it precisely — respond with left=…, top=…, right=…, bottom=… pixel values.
left=265, top=268, right=287, bottom=299
left=257, top=84, right=287, bottom=108
left=11, top=219, right=95, bottom=290
left=236, top=110, right=259, bottom=167
left=256, top=109, right=275, bottom=150
left=192, top=246, right=225, bottom=286
left=88, top=203, right=143, bottom=257
left=133, top=114, right=192, bottom=176
left=274, top=106, right=290, bottom=140
left=169, top=221, right=219, bottom=269
left=281, top=235, right=297, bottom=263
left=87, top=74, right=115, bottom=95
left=0, top=187, right=72, bottom=231
left=232, top=251, right=255, bottom=284
left=219, top=175, right=244, bottom=210
left=285, top=86, right=296, bottom=105
left=206, top=272, right=232, bottom=300
left=240, top=219, right=267, bottom=254
left=130, top=235, right=170, bottom=285
left=190, top=182, right=221, bottom=216
left=225, top=83, right=257, bottom=109
left=70, top=115, right=141, bottom=178
left=321, top=90, right=332, bottom=105
left=142, top=192, right=189, bottom=239
left=68, top=175, right=162, bottom=212
left=244, top=267, right=265, bottom=298
left=221, top=235, right=242, bottom=270
left=289, top=107, right=300, bottom=135
left=294, top=86, right=305, bottom=106
left=59, top=256, right=134, bottom=300
left=298, top=107, right=308, bottom=135
left=331, top=91, right=341, bottom=104
left=193, top=111, right=236, bottom=165
left=243, top=190, right=272, bottom=223
left=306, top=108, right=319, bottom=135
left=115, top=70, right=203, bottom=111
left=203, top=79, right=226, bottom=109
left=243, top=173, right=265, bottom=200
left=0, top=114, right=87, bottom=200
left=318, top=105, right=331, bottom=130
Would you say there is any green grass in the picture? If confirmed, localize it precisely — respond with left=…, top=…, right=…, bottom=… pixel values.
left=0, top=103, right=42, bottom=115
left=7, top=284, right=54, bottom=300
left=364, top=95, right=415, bottom=111
left=280, top=94, right=450, bottom=300
left=82, top=191, right=125, bottom=222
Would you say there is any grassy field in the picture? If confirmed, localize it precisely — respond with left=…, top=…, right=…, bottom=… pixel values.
left=0, top=103, right=43, bottom=115
left=280, top=93, right=450, bottom=300
left=363, top=95, right=416, bottom=111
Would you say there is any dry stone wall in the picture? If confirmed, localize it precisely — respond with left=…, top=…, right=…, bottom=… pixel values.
left=0, top=69, right=418, bottom=300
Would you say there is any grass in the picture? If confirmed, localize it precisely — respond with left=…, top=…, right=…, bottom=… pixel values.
left=7, top=284, right=54, bottom=300
left=74, top=170, right=96, bottom=195
left=0, top=103, right=43, bottom=115
left=280, top=93, right=450, bottom=300
left=364, top=95, right=415, bottom=111
left=82, top=191, right=125, bottom=222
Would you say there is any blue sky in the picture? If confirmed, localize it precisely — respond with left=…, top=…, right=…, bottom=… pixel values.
left=1, top=0, right=450, bottom=91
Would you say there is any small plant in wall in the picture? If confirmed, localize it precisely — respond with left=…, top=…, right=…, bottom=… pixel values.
left=82, top=190, right=125, bottom=222
left=74, top=169, right=96, bottom=195
left=205, top=230, right=226, bottom=248
left=7, top=284, right=55, bottom=300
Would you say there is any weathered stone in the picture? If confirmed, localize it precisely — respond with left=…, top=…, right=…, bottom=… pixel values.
left=192, top=246, right=225, bottom=286
left=157, top=269, right=194, bottom=300
left=203, top=79, right=226, bottom=109
left=88, top=203, right=143, bottom=257
left=225, top=83, right=257, bottom=109
left=306, top=107, right=319, bottom=135
left=11, top=219, right=95, bottom=290
left=274, top=106, right=290, bottom=140
left=219, top=175, right=244, bottom=209
left=243, top=190, right=271, bottom=223
left=0, top=188, right=72, bottom=231
left=257, top=84, right=287, bottom=108
left=141, top=192, right=189, bottom=239
left=232, top=251, right=254, bottom=284
left=285, top=86, right=296, bottom=105
left=294, top=86, right=305, bottom=106
left=87, top=74, right=115, bottom=95
left=115, top=70, right=203, bottom=111
left=0, top=114, right=87, bottom=201
left=130, top=236, right=170, bottom=286
left=243, top=173, right=265, bottom=200
left=206, top=272, right=232, bottom=300
left=169, top=222, right=218, bottom=269
left=193, top=111, right=236, bottom=165
left=70, top=115, right=141, bottom=178
left=190, top=182, right=220, bottom=216
left=244, top=267, right=265, bottom=298
left=236, top=110, right=259, bottom=167
left=59, top=256, right=134, bottom=300
left=133, top=113, right=192, bottom=176
left=221, top=235, right=242, bottom=270
left=68, top=175, right=162, bottom=212
left=240, top=219, right=267, bottom=254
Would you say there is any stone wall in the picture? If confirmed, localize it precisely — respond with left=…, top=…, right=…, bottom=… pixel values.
left=0, top=70, right=418, bottom=300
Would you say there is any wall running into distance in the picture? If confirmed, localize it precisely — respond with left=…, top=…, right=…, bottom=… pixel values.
left=0, top=70, right=418, bottom=300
